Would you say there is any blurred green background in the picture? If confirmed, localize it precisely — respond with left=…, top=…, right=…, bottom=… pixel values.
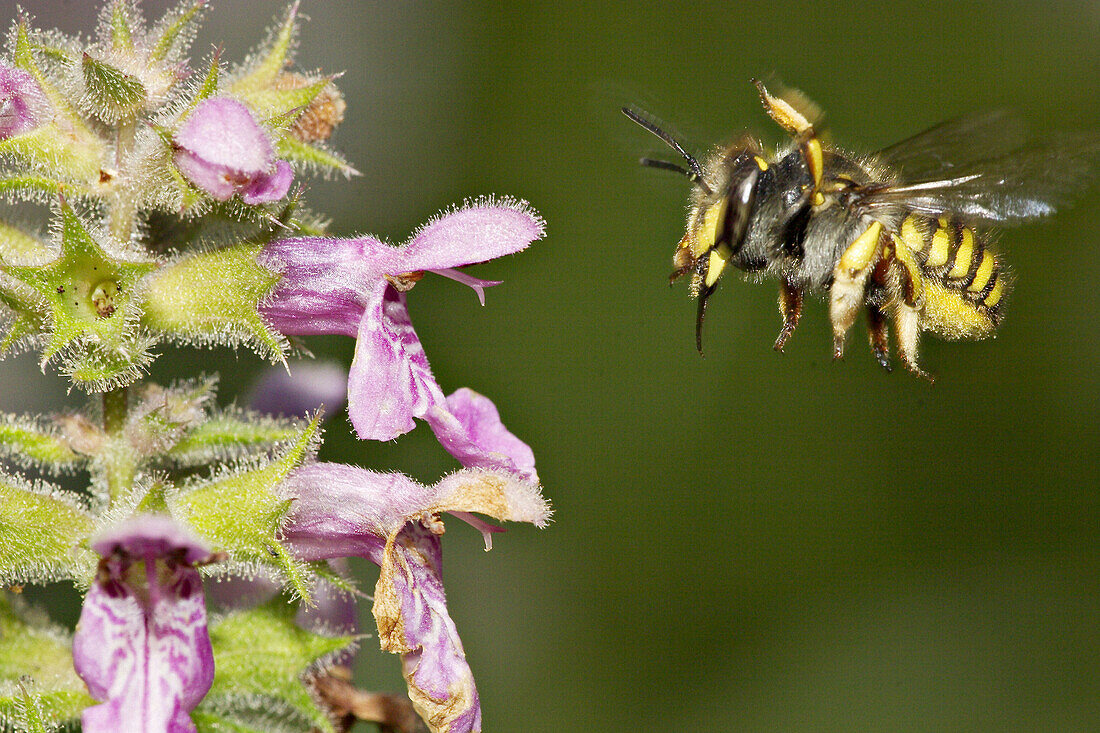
left=7, top=1, right=1100, bottom=730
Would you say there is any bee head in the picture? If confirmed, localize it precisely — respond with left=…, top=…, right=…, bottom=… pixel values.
left=674, top=150, right=762, bottom=350
left=622, top=106, right=762, bottom=350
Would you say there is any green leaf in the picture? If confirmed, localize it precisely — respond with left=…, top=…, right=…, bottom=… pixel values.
left=81, top=53, right=148, bottom=122
left=230, top=3, right=300, bottom=97
left=174, top=415, right=320, bottom=599
left=169, top=411, right=302, bottom=467
left=0, top=475, right=96, bottom=585
left=0, top=415, right=81, bottom=472
left=196, top=600, right=351, bottom=733
left=140, top=243, right=286, bottom=362
left=0, top=596, right=95, bottom=733
left=108, top=1, right=135, bottom=51
left=276, top=135, right=358, bottom=178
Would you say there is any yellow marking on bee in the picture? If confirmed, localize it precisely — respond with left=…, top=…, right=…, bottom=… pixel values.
left=927, top=224, right=950, bottom=267
left=984, top=274, right=1007, bottom=307
left=899, top=215, right=924, bottom=252
left=692, top=196, right=729, bottom=258
left=705, top=244, right=732, bottom=288
left=891, top=235, right=924, bottom=305
left=949, top=226, right=975, bottom=279
left=968, top=249, right=995, bottom=292
left=753, top=155, right=769, bottom=171
left=838, top=221, right=882, bottom=274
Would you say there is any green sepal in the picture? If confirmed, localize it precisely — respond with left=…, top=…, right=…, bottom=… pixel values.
left=230, top=3, right=300, bottom=98
left=194, top=599, right=351, bottom=733
left=0, top=176, right=67, bottom=202
left=0, top=596, right=96, bottom=733
left=140, top=243, right=286, bottom=362
left=0, top=124, right=103, bottom=187
left=0, top=415, right=81, bottom=472
left=173, top=415, right=320, bottom=599
left=169, top=410, right=303, bottom=467
left=0, top=475, right=96, bottom=586
left=1, top=203, right=157, bottom=389
left=244, top=76, right=329, bottom=126
left=108, top=1, right=136, bottom=52
left=63, top=334, right=158, bottom=392
left=150, top=0, right=207, bottom=63
left=81, top=53, right=148, bottom=123
left=11, top=21, right=105, bottom=183
left=196, top=51, right=222, bottom=102
left=276, top=135, right=358, bottom=178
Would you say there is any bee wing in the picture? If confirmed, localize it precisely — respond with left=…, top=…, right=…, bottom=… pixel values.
left=855, top=113, right=1100, bottom=226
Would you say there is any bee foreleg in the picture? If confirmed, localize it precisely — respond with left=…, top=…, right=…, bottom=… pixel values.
left=774, top=274, right=803, bottom=353
left=829, top=221, right=884, bottom=360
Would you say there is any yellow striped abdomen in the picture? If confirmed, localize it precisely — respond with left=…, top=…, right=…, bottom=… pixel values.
left=895, top=213, right=1010, bottom=340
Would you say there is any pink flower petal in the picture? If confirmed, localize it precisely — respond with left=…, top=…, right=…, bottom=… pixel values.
left=241, top=159, right=294, bottom=204
left=0, top=61, right=48, bottom=138
left=347, top=286, right=445, bottom=441
left=401, top=198, right=545, bottom=272
left=426, top=388, right=538, bottom=483
left=175, top=97, right=273, bottom=174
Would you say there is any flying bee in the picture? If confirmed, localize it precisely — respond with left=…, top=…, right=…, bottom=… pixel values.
left=624, top=80, right=1098, bottom=379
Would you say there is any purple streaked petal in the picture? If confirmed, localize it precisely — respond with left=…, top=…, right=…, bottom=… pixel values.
left=283, top=463, right=547, bottom=733
left=73, top=517, right=215, bottom=733
left=428, top=268, right=501, bottom=306
left=0, top=61, right=48, bottom=138
left=248, top=360, right=349, bottom=419
left=259, top=236, right=378, bottom=337
left=240, top=159, right=294, bottom=204
left=378, top=523, right=480, bottom=733
left=347, top=286, right=445, bottom=441
left=400, top=198, right=545, bottom=272
left=426, top=388, right=538, bottom=483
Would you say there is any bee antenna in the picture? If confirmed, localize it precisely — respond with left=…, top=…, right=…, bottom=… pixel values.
left=622, top=107, right=713, bottom=195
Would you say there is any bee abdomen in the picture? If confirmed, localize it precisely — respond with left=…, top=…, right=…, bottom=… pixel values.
left=897, top=213, right=1010, bottom=338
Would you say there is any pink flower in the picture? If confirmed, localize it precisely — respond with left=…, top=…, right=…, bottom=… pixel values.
left=0, top=60, right=48, bottom=139
left=281, top=462, right=550, bottom=733
left=173, top=96, right=293, bottom=204
left=72, top=516, right=216, bottom=733
left=260, top=198, right=544, bottom=478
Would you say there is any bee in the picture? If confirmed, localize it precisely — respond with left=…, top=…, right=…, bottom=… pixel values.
left=624, top=80, right=1098, bottom=379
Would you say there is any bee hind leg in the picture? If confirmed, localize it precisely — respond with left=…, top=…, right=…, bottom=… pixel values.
left=892, top=299, right=934, bottom=383
left=867, top=303, right=892, bottom=372
left=774, top=274, right=804, bottom=352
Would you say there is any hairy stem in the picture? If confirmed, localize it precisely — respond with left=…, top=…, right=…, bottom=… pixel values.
left=102, top=382, right=134, bottom=502
left=107, top=119, right=138, bottom=243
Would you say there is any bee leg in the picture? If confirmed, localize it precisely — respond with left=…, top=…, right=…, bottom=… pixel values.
left=829, top=222, right=885, bottom=360
left=892, top=300, right=934, bottom=383
left=887, top=244, right=934, bottom=383
left=867, top=303, right=892, bottom=372
left=774, top=274, right=803, bottom=352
